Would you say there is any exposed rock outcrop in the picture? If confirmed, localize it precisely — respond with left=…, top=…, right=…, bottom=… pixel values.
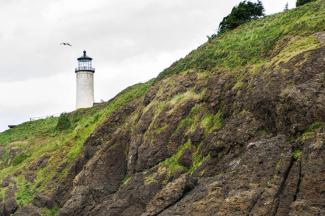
left=54, top=45, right=325, bottom=215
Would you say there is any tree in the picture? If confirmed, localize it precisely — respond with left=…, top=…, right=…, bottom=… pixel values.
left=218, top=1, right=265, bottom=34
left=296, top=0, right=315, bottom=7
left=56, top=113, right=71, bottom=130
left=284, top=2, right=289, bottom=11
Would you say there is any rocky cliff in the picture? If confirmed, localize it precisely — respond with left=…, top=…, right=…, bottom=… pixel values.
left=56, top=45, right=325, bottom=216
left=1, top=1, right=325, bottom=216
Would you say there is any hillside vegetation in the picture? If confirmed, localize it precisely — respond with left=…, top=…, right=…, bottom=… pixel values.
left=0, top=1, right=324, bottom=215
left=0, top=82, right=151, bottom=215
left=158, top=0, right=324, bottom=80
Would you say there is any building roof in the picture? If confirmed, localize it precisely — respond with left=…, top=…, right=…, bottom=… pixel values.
left=77, top=50, right=92, bottom=61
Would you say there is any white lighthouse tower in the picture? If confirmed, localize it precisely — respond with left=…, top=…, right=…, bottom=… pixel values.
left=75, top=50, right=95, bottom=109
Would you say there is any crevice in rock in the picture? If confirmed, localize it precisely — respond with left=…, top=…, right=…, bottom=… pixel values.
left=248, top=190, right=263, bottom=214
left=293, top=161, right=302, bottom=201
left=271, top=157, right=295, bottom=216
left=130, top=138, right=141, bottom=175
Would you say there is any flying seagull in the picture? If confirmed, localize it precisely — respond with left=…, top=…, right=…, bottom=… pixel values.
left=60, top=42, right=72, bottom=47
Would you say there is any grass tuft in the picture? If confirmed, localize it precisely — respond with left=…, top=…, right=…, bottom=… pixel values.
left=201, top=110, right=223, bottom=133
left=292, top=149, right=302, bottom=160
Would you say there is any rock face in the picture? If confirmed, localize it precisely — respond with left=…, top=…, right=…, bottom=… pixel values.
left=13, top=204, right=40, bottom=216
left=142, top=174, right=196, bottom=216
left=51, top=43, right=325, bottom=216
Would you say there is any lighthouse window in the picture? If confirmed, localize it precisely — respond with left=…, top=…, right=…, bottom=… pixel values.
left=79, top=61, right=92, bottom=68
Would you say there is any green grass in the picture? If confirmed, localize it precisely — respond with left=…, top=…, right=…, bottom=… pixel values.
left=305, top=122, right=323, bottom=132
left=15, top=176, right=34, bottom=206
left=12, top=153, right=31, bottom=166
left=272, top=35, right=320, bottom=65
left=232, top=80, right=245, bottom=91
left=201, top=110, right=223, bottom=133
left=144, top=175, right=157, bottom=185
left=169, top=90, right=201, bottom=107
left=162, top=141, right=192, bottom=177
left=292, top=149, right=302, bottom=160
left=298, top=122, right=323, bottom=141
left=173, top=104, right=206, bottom=137
left=0, top=117, right=58, bottom=147
left=171, top=104, right=223, bottom=145
left=0, top=80, right=152, bottom=206
left=157, top=0, right=325, bottom=80
left=122, top=176, right=131, bottom=186
left=162, top=139, right=208, bottom=176
left=189, top=151, right=210, bottom=174
left=40, top=207, right=59, bottom=216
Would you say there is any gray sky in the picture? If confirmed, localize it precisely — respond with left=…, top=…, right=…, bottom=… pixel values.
left=0, top=0, right=296, bottom=132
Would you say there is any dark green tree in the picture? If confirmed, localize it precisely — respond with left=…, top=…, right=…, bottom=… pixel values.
left=296, top=0, right=315, bottom=7
left=218, top=1, right=265, bottom=34
left=56, top=113, right=71, bottom=130
left=284, top=2, right=289, bottom=11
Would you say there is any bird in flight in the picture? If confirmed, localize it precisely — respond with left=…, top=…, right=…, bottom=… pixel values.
left=60, top=42, right=72, bottom=47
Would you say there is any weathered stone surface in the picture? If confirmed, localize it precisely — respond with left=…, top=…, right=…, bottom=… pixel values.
left=3, top=198, right=17, bottom=216
left=316, top=31, right=325, bottom=45
left=29, top=155, right=50, bottom=171
left=33, top=194, right=54, bottom=208
left=142, top=174, right=196, bottom=216
left=2, top=176, right=12, bottom=188
left=24, top=171, right=36, bottom=183
left=178, top=149, right=192, bottom=168
left=58, top=131, right=130, bottom=216
left=49, top=46, right=325, bottom=215
left=9, top=148, right=21, bottom=160
left=189, top=127, right=203, bottom=145
left=12, top=204, right=40, bottom=216
left=135, top=99, right=197, bottom=172
left=2, top=184, right=18, bottom=216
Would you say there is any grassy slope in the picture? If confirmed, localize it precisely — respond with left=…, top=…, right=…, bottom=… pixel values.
left=155, top=0, right=324, bottom=178
left=0, top=81, right=151, bottom=214
left=129, top=0, right=325, bottom=188
left=157, top=0, right=325, bottom=80
left=0, top=0, right=324, bottom=215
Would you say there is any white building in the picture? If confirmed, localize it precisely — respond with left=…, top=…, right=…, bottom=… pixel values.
left=75, top=50, right=95, bottom=109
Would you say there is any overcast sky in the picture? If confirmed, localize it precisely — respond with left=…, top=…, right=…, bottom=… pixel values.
left=0, top=0, right=296, bottom=132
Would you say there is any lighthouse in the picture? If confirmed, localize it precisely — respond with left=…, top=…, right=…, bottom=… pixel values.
left=75, top=50, right=95, bottom=109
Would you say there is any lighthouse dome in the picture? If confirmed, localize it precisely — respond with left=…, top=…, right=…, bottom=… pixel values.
left=77, top=50, right=92, bottom=61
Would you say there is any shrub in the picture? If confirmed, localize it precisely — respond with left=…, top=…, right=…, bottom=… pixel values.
left=56, top=113, right=71, bottom=131
left=296, top=0, right=316, bottom=7
left=284, top=3, right=289, bottom=12
left=218, top=0, right=265, bottom=34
